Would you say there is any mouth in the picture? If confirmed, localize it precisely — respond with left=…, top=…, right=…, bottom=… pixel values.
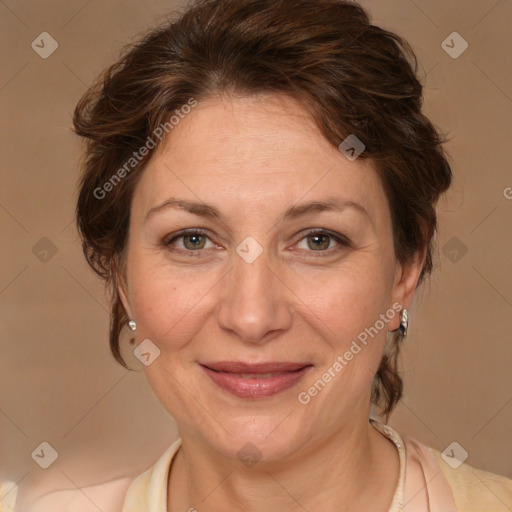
left=200, top=361, right=313, bottom=399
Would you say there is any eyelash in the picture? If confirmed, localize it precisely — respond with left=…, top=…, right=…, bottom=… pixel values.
left=163, top=228, right=351, bottom=257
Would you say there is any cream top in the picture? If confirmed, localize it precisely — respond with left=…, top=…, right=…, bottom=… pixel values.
left=120, top=419, right=512, bottom=511
left=10, top=420, right=512, bottom=511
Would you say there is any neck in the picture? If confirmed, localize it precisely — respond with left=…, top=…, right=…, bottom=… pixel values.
left=168, top=413, right=400, bottom=512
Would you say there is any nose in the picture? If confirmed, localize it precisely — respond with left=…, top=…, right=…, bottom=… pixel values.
left=215, top=245, right=294, bottom=345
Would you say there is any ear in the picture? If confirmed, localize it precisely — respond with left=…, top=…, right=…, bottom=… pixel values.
left=389, top=246, right=427, bottom=331
left=113, top=260, right=133, bottom=321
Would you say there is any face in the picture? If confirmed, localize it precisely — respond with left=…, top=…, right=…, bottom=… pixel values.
left=119, top=94, right=421, bottom=463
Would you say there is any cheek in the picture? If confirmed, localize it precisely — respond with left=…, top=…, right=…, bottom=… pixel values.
left=304, top=258, right=391, bottom=341
left=297, top=259, right=392, bottom=396
left=128, top=259, right=218, bottom=351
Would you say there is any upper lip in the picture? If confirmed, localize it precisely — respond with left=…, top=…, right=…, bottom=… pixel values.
left=201, top=361, right=311, bottom=374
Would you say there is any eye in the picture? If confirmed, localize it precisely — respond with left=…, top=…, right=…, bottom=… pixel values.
left=164, top=229, right=216, bottom=251
left=163, top=228, right=350, bottom=256
left=295, top=229, right=350, bottom=253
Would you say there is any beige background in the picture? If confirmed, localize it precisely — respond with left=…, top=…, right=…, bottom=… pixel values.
left=1, top=0, right=511, bottom=509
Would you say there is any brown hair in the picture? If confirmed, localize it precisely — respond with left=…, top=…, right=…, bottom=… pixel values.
left=73, top=0, right=452, bottom=419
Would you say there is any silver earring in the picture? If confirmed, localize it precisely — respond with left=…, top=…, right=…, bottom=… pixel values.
left=398, top=309, right=408, bottom=337
left=128, top=320, right=137, bottom=332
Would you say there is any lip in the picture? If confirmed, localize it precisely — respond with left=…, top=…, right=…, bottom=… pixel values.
left=200, top=361, right=313, bottom=399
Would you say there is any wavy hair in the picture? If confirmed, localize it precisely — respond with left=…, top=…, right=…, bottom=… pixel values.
left=73, top=0, right=452, bottom=420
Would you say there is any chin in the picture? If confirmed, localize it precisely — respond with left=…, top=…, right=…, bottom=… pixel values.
left=212, top=419, right=307, bottom=465
left=198, top=399, right=319, bottom=465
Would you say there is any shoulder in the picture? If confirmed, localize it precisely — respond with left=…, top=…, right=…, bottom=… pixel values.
left=427, top=447, right=512, bottom=511
left=401, top=433, right=512, bottom=511
left=19, top=477, right=134, bottom=512
left=23, top=440, right=182, bottom=512
left=1, top=481, right=19, bottom=512
left=122, top=439, right=182, bottom=511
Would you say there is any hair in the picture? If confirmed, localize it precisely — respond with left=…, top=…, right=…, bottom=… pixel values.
left=73, top=0, right=452, bottom=420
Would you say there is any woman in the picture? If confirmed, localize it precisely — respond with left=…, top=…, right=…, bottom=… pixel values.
left=24, top=0, right=512, bottom=511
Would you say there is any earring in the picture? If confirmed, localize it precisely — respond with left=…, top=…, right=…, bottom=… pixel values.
left=128, top=320, right=137, bottom=332
left=398, top=309, right=408, bottom=337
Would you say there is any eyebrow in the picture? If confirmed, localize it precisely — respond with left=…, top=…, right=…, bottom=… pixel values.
left=144, top=196, right=369, bottom=223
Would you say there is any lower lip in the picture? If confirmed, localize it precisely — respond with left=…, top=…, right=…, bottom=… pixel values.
left=201, top=365, right=311, bottom=399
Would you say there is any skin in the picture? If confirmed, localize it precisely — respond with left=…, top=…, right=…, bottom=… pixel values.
left=118, top=93, right=425, bottom=511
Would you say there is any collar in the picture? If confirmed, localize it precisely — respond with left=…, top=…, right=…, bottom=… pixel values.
left=123, top=420, right=457, bottom=512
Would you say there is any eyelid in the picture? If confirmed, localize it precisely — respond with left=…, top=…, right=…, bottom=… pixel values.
left=163, top=228, right=219, bottom=254
left=293, top=228, right=352, bottom=251
left=164, top=227, right=210, bottom=245
left=163, top=227, right=351, bottom=256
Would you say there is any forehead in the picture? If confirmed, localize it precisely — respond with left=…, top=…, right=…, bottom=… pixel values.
left=133, top=94, right=388, bottom=224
